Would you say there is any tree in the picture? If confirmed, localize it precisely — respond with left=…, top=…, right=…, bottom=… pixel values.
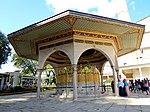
left=12, top=53, right=56, bottom=84
left=43, top=64, right=56, bottom=85
left=0, top=31, right=11, bottom=68
left=12, top=53, right=38, bottom=76
left=12, top=53, right=55, bottom=76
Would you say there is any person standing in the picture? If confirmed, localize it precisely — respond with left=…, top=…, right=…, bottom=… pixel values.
left=134, top=80, right=139, bottom=93
left=111, top=81, right=115, bottom=93
left=123, top=79, right=130, bottom=97
left=118, top=79, right=124, bottom=96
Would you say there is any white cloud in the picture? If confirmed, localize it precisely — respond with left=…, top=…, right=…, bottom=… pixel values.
left=45, top=0, right=121, bottom=18
left=0, top=62, right=19, bottom=73
left=0, top=47, right=19, bottom=73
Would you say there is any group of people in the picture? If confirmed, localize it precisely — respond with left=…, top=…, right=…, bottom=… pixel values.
left=129, top=78, right=150, bottom=95
left=111, top=78, right=150, bottom=97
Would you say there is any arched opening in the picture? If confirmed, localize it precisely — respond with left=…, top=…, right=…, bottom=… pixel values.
left=43, top=50, right=73, bottom=98
left=38, top=48, right=116, bottom=98
left=45, top=51, right=71, bottom=65
left=40, top=64, right=55, bottom=88
left=76, top=49, right=111, bottom=96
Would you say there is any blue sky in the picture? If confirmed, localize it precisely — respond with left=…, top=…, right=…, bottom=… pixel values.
left=0, top=0, right=150, bottom=35
left=0, top=0, right=51, bottom=35
left=0, top=0, right=150, bottom=72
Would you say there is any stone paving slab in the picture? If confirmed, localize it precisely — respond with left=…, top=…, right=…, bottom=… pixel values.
left=0, top=92, right=150, bottom=112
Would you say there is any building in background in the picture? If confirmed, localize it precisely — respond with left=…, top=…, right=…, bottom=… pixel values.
left=0, top=73, right=10, bottom=90
left=119, top=16, right=150, bottom=80
left=103, top=0, right=150, bottom=81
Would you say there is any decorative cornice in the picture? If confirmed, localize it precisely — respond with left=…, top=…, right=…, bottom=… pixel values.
left=74, top=30, right=117, bottom=38
left=35, top=30, right=118, bottom=45
left=136, top=29, right=145, bottom=48
left=39, top=38, right=113, bottom=50
left=39, top=39, right=74, bottom=50
left=35, top=30, right=119, bottom=53
left=64, top=16, right=77, bottom=26
left=124, top=29, right=139, bottom=34
left=35, top=31, right=73, bottom=45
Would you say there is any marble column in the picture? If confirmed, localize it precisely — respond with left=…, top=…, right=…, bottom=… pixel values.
left=100, top=73, right=104, bottom=93
left=37, top=69, right=42, bottom=99
left=73, top=64, right=77, bottom=100
left=139, top=67, right=143, bottom=80
left=111, top=66, right=119, bottom=96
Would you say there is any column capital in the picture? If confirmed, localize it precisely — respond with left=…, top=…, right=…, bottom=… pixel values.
left=72, top=64, right=77, bottom=71
left=37, top=69, right=43, bottom=72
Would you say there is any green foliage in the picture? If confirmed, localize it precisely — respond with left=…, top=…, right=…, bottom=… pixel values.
left=104, top=78, right=112, bottom=83
left=43, top=64, right=56, bottom=84
left=63, top=66, right=71, bottom=73
left=43, top=64, right=54, bottom=77
left=82, top=65, right=92, bottom=73
left=11, top=53, right=56, bottom=84
left=0, top=31, right=11, bottom=68
left=12, top=53, right=38, bottom=75
left=44, top=64, right=53, bottom=70
left=42, top=86, right=56, bottom=91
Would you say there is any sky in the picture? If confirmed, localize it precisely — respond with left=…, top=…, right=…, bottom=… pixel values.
left=0, top=0, right=150, bottom=73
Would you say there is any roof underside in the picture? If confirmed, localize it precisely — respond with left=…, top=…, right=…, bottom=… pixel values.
left=8, top=10, right=145, bottom=63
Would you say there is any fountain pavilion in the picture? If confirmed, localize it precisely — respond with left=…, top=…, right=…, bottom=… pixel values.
left=8, top=10, right=145, bottom=99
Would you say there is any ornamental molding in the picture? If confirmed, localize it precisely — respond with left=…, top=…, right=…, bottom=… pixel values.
left=64, top=16, right=77, bottom=26
left=34, top=30, right=120, bottom=53
left=35, top=30, right=118, bottom=45
left=124, top=29, right=139, bottom=34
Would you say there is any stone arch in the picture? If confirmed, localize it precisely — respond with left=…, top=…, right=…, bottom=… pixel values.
left=38, top=47, right=75, bottom=98
left=74, top=46, right=115, bottom=67
left=74, top=46, right=115, bottom=96
left=37, top=43, right=118, bottom=98
left=38, top=47, right=72, bottom=69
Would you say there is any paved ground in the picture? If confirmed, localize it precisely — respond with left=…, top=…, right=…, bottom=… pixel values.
left=0, top=91, right=150, bottom=112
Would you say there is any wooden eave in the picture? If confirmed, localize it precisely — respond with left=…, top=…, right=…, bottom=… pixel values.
left=8, top=10, right=145, bottom=60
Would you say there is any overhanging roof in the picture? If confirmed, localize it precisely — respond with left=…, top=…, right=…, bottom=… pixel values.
left=8, top=10, right=145, bottom=60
